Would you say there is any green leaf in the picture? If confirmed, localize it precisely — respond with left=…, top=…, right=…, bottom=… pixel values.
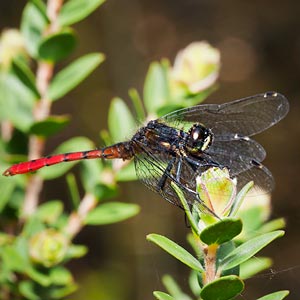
left=258, top=218, right=286, bottom=234
left=240, top=257, right=272, bottom=280
left=35, top=200, right=63, bottom=224
left=108, top=97, right=136, bottom=142
left=229, top=181, right=254, bottom=216
left=30, top=0, right=48, bottom=21
left=0, top=176, right=16, bottom=213
left=39, top=137, right=94, bottom=180
left=115, top=161, right=137, bottom=182
left=257, top=290, right=290, bottom=300
left=0, top=73, right=35, bottom=132
left=144, top=62, right=170, bottom=114
left=30, top=115, right=70, bottom=137
left=80, top=159, right=119, bottom=200
left=2, top=245, right=29, bottom=272
left=162, top=275, right=193, bottom=300
left=59, top=0, right=106, bottom=26
left=22, top=217, right=45, bottom=237
left=65, top=244, right=88, bottom=260
left=48, top=53, right=105, bottom=101
left=19, top=281, right=40, bottom=300
left=50, top=266, right=74, bottom=285
left=38, top=29, right=77, bottom=62
left=85, top=202, right=140, bottom=225
left=30, top=115, right=70, bottom=136
left=21, top=2, right=48, bottom=57
left=221, top=231, right=284, bottom=271
left=11, top=58, right=40, bottom=99
left=147, top=234, right=204, bottom=272
left=171, top=182, right=199, bottom=236
left=153, top=291, right=174, bottom=300
left=128, top=88, right=146, bottom=122
left=66, top=173, right=81, bottom=208
left=27, top=267, right=51, bottom=286
left=200, top=275, right=244, bottom=300
left=200, top=218, right=243, bottom=245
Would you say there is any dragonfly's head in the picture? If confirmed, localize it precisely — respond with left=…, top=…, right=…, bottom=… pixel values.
left=186, top=123, right=213, bottom=154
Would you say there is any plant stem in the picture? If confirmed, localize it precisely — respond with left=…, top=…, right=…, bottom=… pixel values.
left=22, top=0, right=63, bottom=218
left=203, top=244, right=218, bottom=284
left=65, top=193, right=98, bottom=238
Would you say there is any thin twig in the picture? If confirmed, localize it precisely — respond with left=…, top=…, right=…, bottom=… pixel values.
left=65, top=193, right=98, bottom=238
left=22, top=0, right=64, bottom=218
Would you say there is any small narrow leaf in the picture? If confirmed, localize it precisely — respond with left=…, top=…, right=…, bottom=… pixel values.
left=35, top=201, right=63, bottom=224
left=21, top=2, right=48, bottom=57
left=59, top=0, right=106, bottom=26
left=0, top=72, right=35, bottom=131
left=240, top=257, right=272, bottom=279
left=48, top=53, right=105, bottom=101
left=66, top=173, right=81, bottom=208
left=200, top=275, right=244, bottom=300
left=0, top=176, right=16, bottom=213
left=115, top=161, right=137, bottom=182
left=128, top=88, right=146, bottom=122
left=257, top=290, right=290, bottom=300
left=229, top=181, right=254, bottom=216
left=19, top=281, right=39, bottom=300
left=65, top=244, right=88, bottom=260
left=38, top=29, right=77, bottom=62
left=200, top=218, right=242, bottom=245
left=108, top=97, right=136, bottom=142
left=85, top=202, right=140, bottom=225
left=162, top=275, right=193, bottom=300
left=49, top=266, right=73, bottom=285
left=11, top=58, right=40, bottom=99
left=171, top=182, right=199, bottom=236
left=153, top=291, right=174, bottom=300
left=144, top=62, right=170, bottom=114
left=221, top=231, right=284, bottom=271
left=30, top=0, right=48, bottom=21
left=147, top=234, right=204, bottom=272
left=29, top=115, right=70, bottom=136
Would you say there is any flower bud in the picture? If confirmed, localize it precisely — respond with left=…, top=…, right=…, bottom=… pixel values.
left=29, top=229, right=68, bottom=267
left=170, top=41, right=220, bottom=95
left=0, top=29, right=27, bottom=69
left=196, top=167, right=236, bottom=218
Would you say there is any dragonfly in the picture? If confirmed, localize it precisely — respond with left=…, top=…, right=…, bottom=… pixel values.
left=3, top=92, right=289, bottom=210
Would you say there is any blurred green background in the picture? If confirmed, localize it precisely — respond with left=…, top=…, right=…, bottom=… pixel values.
left=1, top=1, right=299, bottom=299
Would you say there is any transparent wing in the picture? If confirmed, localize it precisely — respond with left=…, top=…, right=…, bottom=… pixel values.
left=133, top=145, right=198, bottom=208
left=207, top=137, right=266, bottom=174
left=160, top=92, right=289, bottom=139
left=202, top=136, right=273, bottom=194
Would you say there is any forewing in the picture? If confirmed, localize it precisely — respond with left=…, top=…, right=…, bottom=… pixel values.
left=160, top=92, right=289, bottom=139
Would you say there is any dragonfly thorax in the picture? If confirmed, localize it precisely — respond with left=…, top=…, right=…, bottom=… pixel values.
left=185, top=124, right=213, bottom=155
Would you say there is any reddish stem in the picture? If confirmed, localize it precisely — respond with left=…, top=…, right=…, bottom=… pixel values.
left=22, top=0, right=63, bottom=218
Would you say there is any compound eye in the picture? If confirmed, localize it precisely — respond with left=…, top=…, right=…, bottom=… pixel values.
left=187, top=124, right=212, bottom=154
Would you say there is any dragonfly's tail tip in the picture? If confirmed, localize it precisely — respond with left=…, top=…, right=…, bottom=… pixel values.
left=2, top=168, right=13, bottom=176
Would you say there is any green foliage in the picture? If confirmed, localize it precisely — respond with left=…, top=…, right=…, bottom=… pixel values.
left=199, top=218, right=243, bottom=245
left=147, top=234, right=204, bottom=272
left=200, top=275, right=244, bottom=300
left=38, top=29, right=77, bottom=62
left=85, top=202, right=140, bottom=225
left=149, top=168, right=287, bottom=300
left=48, top=52, right=105, bottom=101
left=58, top=0, right=106, bottom=26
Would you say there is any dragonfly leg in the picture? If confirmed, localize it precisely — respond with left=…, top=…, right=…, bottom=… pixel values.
left=157, top=157, right=176, bottom=191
